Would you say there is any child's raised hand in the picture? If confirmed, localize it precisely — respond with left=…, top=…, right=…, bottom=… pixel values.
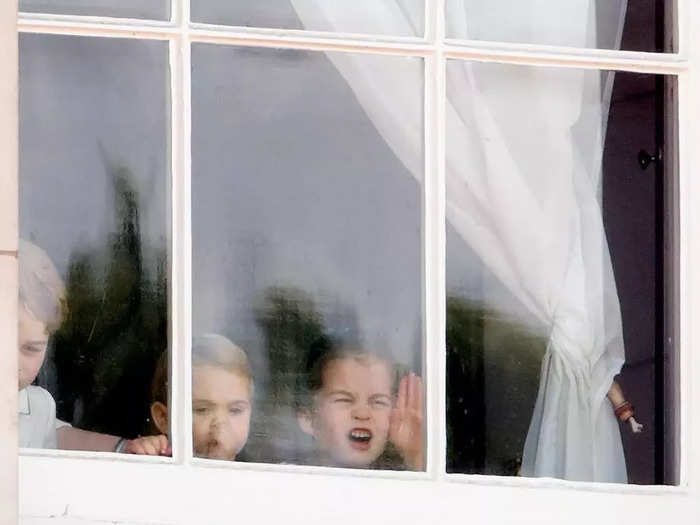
left=124, top=435, right=171, bottom=456
left=389, top=373, right=424, bottom=471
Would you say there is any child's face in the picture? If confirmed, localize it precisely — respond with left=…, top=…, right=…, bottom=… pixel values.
left=18, top=305, right=49, bottom=390
left=192, top=364, right=251, bottom=461
left=304, top=356, right=393, bottom=468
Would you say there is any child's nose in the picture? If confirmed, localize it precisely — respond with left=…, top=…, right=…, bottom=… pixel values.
left=210, top=411, right=226, bottom=431
left=351, top=405, right=371, bottom=420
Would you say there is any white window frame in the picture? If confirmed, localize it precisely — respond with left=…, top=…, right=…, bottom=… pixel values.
left=2, top=0, right=699, bottom=523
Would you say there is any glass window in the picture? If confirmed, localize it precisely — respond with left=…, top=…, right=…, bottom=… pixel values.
left=446, top=0, right=674, bottom=53
left=444, top=59, right=678, bottom=485
left=13, top=0, right=688, bottom=508
left=19, top=34, right=170, bottom=452
left=191, top=0, right=424, bottom=38
left=19, top=0, right=170, bottom=20
left=191, top=44, right=425, bottom=470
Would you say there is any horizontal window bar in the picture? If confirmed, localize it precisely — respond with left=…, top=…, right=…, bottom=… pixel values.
left=18, top=13, right=178, bottom=40
left=189, top=457, right=432, bottom=481
left=445, top=39, right=688, bottom=74
left=444, top=472, right=691, bottom=496
left=19, top=447, right=175, bottom=465
left=189, top=21, right=428, bottom=45
left=18, top=13, right=690, bottom=75
left=186, top=25, right=431, bottom=57
left=18, top=11, right=178, bottom=30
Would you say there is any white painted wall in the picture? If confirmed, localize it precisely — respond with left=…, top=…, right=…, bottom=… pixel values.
left=0, top=2, right=18, bottom=525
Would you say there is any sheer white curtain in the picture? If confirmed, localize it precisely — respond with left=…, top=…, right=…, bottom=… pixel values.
left=290, top=0, right=629, bottom=482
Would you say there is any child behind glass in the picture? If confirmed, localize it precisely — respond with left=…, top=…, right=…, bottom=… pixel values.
left=18, top=239, right=170, bottom=453
left=295, top=336, right=424, bottom=470
left=17, top=240, right=66, bottom=448
left=149, top=333, right=253, bottom=460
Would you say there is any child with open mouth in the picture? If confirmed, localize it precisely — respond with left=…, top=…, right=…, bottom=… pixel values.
left=296, top=336, right=424, bottom=470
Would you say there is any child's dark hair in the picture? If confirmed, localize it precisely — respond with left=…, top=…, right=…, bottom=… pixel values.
left=151, top=350, right=168, bottom=406
left=295, top=335, right=398, bottom=411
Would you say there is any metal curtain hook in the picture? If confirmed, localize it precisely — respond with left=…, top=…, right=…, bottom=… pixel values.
left=637, top=149, right=662, bottom=170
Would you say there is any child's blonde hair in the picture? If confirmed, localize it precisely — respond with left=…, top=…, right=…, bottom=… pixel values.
left=193, top=334, right=254, bottom=393
left=151, top=334, right=253, bottom=406
left=18, top=239, right=66, bottom=331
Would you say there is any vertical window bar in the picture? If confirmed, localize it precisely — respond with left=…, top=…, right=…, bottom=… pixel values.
left=181, top=0, right=194, bottom=464
left=676, top=0, right=687, bottom=56
left=679, top=0, right=700, bottom=488
left=676, top=67, right=689, bottom=489
left=665, top=74, right=682, bottom=487
left=653, top=78, right=666, bottom=486
left=653, top=0, right=668, bottom=484
left=170, top=0, right=193, bottom=464
left=168, top=36, right=183, bottom=463
left=424, top=0, right=436, bottom=43
left=424, top=0, right=447, bottom=479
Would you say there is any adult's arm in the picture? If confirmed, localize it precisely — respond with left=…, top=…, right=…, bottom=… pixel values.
left=56, top=424, right=120, bottom=452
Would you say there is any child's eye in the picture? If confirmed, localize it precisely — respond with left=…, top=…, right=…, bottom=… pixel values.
left=21, top=344, right=44, bottom=354
left=371, top=399, right=391, bottom=408
left=229, top=407, right=243, bottom=415
left=333, top=397, right=352, bottom=404
left=193, top=407, right=209, bottom=415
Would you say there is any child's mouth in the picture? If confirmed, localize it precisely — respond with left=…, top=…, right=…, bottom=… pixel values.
left=348, top=428, right=372, bottom=450
left=202, top=439, right=229, bottom=460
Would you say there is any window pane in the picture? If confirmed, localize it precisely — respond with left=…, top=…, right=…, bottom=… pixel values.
left=192, top=44, right=425, bottom=470
left=20, top=0, right=170, bottom=20
left=446, top=0, right=674, bottom=53
left=445, top=60, right=678, bottom=484
left=19, top=35, right=170, bottom=452
left=191, top=0, right=424, bottom=38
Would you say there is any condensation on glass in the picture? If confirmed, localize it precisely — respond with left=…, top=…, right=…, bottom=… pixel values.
left=446, top=0, right=675, bottom=53
left=19, top=0, right=170, bottom=20
left=191, top=0, right=425, bottom=38
left=444, top=58, right=678, bottom=485
left=18, top=34, right=170, bottom=452
left=191, top=44, right=426, bottom=470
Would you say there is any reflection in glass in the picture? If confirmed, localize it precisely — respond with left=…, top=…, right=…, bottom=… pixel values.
left=192, top=44, right=425, bottom=469
left=20, top=0, right=169, bottom=20
left=445, top=59, right=677, bottom=484
left=192, top=0, right=424, bottom=37
left=19, top=35, right=169, bottom=449
left=446, top=0, right=672, bottom=53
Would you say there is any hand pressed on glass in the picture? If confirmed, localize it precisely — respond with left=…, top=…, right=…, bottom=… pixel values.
left=389, top=373, right=424, bottom=471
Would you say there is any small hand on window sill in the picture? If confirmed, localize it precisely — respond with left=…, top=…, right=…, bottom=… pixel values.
left=116, top=434, right=171, bottom=456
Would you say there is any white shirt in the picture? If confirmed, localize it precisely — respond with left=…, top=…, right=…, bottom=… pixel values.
left=18, top=385, right=57, bottom=449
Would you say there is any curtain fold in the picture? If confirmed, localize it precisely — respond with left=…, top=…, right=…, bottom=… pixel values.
left=290, top=0, right=629, bottom=482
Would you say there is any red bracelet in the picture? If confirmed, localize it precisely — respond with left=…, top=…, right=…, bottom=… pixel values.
left=614, top=401, right=634, bottom=422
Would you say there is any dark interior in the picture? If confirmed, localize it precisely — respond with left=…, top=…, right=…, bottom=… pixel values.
left=603, top=0, right=677, bottom=485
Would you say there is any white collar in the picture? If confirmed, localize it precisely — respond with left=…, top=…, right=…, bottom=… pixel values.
left=18, top=388, right=30, bottom=415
